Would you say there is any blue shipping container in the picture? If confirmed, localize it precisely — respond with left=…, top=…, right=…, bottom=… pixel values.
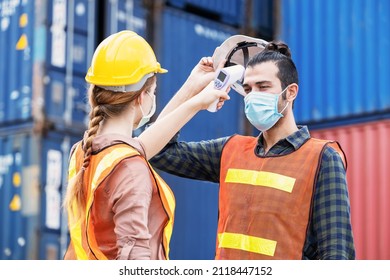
left=44, top=71, right=89, bottom=131
left=167, top=0, right=274, bottom=36
left=278, top=0, right=390, bottom=124
left=0, top=0, right=95, bottom=128
left=167, top=0, right=245, bottom=26
left=48, top=0, right=94, bottom=34
left=104, top=0, right=147, bottom=38
left=0, top=0, right=34, bottom=124
left=38, top=232, right=64, bottom=260
left=46, top=0, right=96, bottom=75
left=39, top=130, right=81, bottom=259
left=155, top=7, right=241, bottom=259
left=0, top=124, right=82, bottom=259
left=0, top=125, right=40, bottom=259
left=46, top=30, right=93, bottom=76
left=252, top=0, right=274, bottom=39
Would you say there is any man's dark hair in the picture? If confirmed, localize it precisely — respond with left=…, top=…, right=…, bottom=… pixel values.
left=247, top=41, right=299, bottom=90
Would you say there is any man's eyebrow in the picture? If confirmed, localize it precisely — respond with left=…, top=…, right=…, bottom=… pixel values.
left=242, top=80, right=270, bottom=87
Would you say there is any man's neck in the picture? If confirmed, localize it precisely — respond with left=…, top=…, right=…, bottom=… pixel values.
left=262, top=119, right=298, bottom=154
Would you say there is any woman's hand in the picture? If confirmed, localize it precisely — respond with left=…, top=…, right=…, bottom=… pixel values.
left=189, top=81, right=230, bottom=111
left=155, top=56, right=226, bottom=121
left=185, top=57, right=226, bottom=97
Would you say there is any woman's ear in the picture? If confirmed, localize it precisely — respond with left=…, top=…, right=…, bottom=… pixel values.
left=286, top=83, right=298, bottom=102
left=137, top=90, right=146, bottom=105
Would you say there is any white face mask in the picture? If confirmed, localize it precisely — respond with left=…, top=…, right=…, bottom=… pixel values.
left=136, top=91, right=156, bottom=129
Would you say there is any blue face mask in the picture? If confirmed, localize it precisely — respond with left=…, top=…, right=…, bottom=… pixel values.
left=244, top=86, right=289, bottom=131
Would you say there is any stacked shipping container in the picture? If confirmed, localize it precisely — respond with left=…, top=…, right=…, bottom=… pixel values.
left=0, top=124, right=80, bottom=259
left=310, top=120, right=390, bottom=260
left=279, top=0, right=390, bottom=259
left=279, top=0, right=390, bottom=124
left=0, top=0, right=96, bottom=259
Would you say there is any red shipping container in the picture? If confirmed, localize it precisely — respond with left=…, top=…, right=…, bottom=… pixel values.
left=310, top=119, right=390, bottom=260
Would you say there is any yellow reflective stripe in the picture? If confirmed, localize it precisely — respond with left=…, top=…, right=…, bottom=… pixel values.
left=218, top=232, right=277, bottom=257
left=69, top=202, right=88, bottom=260
left=149, top=168, right=175, bottom=260
left=67, top=147, right=88, bottom=260
left=156, top=174, right=175, bottom=216
left=225, top=169, right=295, bottom=193
left=90, top=147, right=135, bottom=191
left=68, top=152, right=77, bottom=181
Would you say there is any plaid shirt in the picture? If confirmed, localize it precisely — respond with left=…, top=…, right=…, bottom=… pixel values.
left=150, top=126, right=355, bottom=259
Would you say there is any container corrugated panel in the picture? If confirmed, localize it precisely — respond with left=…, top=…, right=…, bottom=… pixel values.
left=38, top=232, right=63, bottom=260
left=0, top=0, right=94, bottom=127
left=0, top=124, right=82, bottom=259
left=46, top=31, right=92, bottom=75
left=252, top=0, right=274, bottom=39
left=310, top=119, right=390, bottom=260
left=0, top=125, right=40, bottom=259
left=167, top=0, right=245, bottom=26
left=279, top=0, right=390, bottom=124
left=46, top=0, right=96, bottom=75
left=104, top=0, right=147, bottom=38
left=44, top=71, right=88, bottom=131
left=39, top=130, right=81, bottom=259
left=48, top=0, right=92, bottom=34
left=0, top=0, right=34, bottom=124
left=44, top=0, right=95, bottom=127
left=39, top=131, right=81, bottom=232
left=157, top=8, right=240, bottom=142
left=155, top=8, right=239, bottom=259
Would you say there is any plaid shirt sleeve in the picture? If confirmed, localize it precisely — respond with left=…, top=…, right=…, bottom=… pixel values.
left=149, top=136, right=231, bottom=183
left=309, top=145, right=356, bottom=260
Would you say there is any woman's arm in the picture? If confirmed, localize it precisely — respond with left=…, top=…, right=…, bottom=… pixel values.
left=110, top=158, right=154, bottom=260
left=139, top=82, right=229, bottom=160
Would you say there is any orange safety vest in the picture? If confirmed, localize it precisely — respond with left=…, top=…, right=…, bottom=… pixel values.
left=64, top=142, right=175, bottom=260
left=217, top=135, right=346, bottom=259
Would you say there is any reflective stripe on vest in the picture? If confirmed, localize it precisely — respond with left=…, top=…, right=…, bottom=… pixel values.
left=217, top=135, right=346, bottom=260
left=67, top=142, right=175, bottom=260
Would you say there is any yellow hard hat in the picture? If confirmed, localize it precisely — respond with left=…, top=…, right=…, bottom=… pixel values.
left=85, top=30, right=167, bottom=92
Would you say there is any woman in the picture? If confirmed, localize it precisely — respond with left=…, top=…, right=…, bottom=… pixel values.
left=63, top=31, right=228, bottom=260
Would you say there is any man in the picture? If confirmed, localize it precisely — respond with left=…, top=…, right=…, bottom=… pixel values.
left=150, top=36, right=355, bottom=260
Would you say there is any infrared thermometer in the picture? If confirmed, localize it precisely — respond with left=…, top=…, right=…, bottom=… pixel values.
left=207, top=64, right=245, bottom=112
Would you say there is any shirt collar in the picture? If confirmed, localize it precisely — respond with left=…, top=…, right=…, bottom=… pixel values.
left=286, top=125, right=311, bottom=150
left=257, top=125, right=310, bottom=154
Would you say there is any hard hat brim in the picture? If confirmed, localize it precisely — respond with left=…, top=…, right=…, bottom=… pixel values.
left=156, top=68, right=168, bottom=74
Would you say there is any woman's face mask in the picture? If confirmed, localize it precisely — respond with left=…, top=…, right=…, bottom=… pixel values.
left=136, top=91, right=156, bottom=129
left=244, top=86, right=289, bottom=132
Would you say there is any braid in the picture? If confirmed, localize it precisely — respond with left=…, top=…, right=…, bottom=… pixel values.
left=82, top=105, right=105, bottom=169
left=62, top=87, right=105, bottom=222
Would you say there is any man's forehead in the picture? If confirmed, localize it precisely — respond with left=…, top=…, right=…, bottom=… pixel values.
left=244, top=62, right=279, bottom=82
